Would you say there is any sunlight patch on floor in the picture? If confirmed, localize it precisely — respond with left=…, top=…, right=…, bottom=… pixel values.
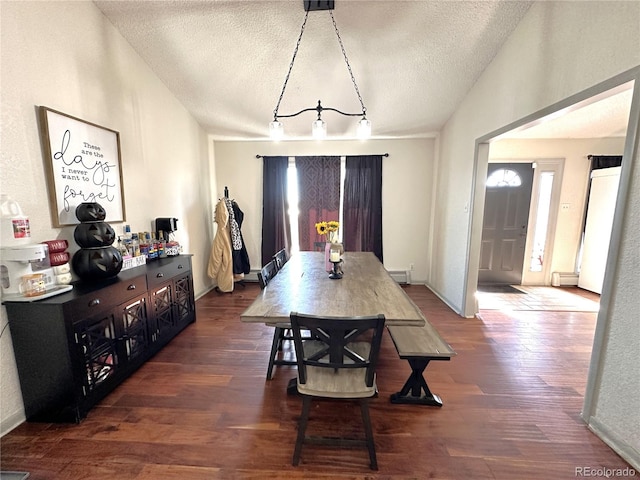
left=476, top=286, right=600, bottom=312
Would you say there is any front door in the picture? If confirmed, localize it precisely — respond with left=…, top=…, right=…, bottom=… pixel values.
left=478, top=162, right=534, bottom=285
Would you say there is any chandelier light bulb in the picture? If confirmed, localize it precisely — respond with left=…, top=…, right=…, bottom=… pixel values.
left=312, top=119, right=327, bottom=139
left=357, top=117, right=371, bottom=139
left=269, top=120, right=284, bottom=141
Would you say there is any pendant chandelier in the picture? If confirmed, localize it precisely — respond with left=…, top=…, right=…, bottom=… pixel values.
left=269, top=1, right=370, bottom=141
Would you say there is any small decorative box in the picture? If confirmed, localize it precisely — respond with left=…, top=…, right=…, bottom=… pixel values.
left=121, top=255, right=147, bottom=271
left=165, top=242, right=181, bottom=257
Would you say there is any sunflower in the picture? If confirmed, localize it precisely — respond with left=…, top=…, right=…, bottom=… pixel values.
left=315, top=221, right=328, bottom=236
left=327, top=221, right=340, bottom=232
left=315, top=220, right=340, bottom=242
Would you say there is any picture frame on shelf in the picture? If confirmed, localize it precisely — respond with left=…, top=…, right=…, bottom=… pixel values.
left=38, top=106, right=126, bottom=227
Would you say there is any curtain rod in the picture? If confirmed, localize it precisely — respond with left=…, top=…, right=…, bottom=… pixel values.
left=255, top=153, right=389, bottom=158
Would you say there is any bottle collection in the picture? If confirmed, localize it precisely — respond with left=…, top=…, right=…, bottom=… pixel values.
left=117, top=225, right=180, bottom=260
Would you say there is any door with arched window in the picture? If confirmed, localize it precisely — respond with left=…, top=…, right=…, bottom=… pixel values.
left=478, top=162, right=534, bottom=285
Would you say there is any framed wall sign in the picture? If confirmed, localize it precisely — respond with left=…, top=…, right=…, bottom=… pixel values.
left=39, top=107, right=126, bottom=227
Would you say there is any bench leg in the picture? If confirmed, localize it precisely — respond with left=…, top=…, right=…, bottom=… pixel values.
left=390, top=358, right=443, bottom=407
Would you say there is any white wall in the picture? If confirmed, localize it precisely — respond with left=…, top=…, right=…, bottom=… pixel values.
left=591, top=124, right=640, bottom=460
left=432, top=1, right=640, bottom=310
left=490, top=137, right=626, bottom=276
left=433, top=1, right=639, bottom=468
left=0, top=1, right=214, bottom=434
left=213, top=138, right=435, bottom=283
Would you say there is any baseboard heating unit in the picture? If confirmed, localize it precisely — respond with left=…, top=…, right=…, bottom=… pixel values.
left=388, top=270, right=411, bottom=284
left=551, top=272, right=579, bottom=286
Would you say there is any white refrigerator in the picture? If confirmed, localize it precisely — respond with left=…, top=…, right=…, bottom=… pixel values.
left=578, top=166, right=621, bottom=294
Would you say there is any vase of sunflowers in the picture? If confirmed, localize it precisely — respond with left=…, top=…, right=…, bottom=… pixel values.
left=315, top=220, right=343, bottom=272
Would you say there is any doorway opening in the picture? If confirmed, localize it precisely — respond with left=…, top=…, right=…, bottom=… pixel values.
left=470, top=82, right=633, bottom=314
left=464, top=71, right=639, bottom=433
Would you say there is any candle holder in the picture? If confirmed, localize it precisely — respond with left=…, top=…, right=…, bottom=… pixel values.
left=329, top=259, right=343, bottom=280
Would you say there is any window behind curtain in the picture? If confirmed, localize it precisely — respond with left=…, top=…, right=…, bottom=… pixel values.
left=343, top=155, right=383, bottom=262
left=261, top=156, right=291, bottom=266
left=295, top=156, right=341, bottom=251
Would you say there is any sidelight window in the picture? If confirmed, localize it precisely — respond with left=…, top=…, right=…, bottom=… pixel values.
left=529, top=172, right=554, bottom=272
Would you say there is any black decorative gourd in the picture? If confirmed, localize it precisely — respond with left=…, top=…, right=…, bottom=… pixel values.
left=75, top=202, right=107, bottom=222
left=72, top=202, right=122, bottom=281
left=74, top=222, right=116, bottom=248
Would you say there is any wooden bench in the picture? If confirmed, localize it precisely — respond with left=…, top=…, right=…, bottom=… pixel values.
left=387, top=322, right=456, bottom=406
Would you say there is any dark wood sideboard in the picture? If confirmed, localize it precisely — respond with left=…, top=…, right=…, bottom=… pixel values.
left=4, top=255, right=196, bottom=423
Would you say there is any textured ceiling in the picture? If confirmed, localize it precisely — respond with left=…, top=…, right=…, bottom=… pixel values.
left=94, top=0, right=534, bottom=140
left=94, top=1, right=631, bottom=141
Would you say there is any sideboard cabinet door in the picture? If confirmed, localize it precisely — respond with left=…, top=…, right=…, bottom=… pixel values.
left=149, top=282, right=177, bottom=346
left=147, top=256, right=195, bottom=351
left=174, top=273, right=195, bottom=328
left=73, top=311, right=121, bottom=405
left=121, top=295, right=150, bottom=364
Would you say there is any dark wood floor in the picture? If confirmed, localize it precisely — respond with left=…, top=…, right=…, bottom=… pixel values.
left=1, top=283, right=635, bottom=479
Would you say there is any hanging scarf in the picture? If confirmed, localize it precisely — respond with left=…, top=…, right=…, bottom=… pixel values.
left=224, top=198, right=242, bottom=251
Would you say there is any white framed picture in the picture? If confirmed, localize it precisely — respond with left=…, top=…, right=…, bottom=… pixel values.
left=39, top=107, right=126, bottom=227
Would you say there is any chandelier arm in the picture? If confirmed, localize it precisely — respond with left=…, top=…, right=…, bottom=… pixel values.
left=275, top=106, right=324, bottom=119
left=276, top=106, right=364, bottom=119
left=330, top=11, right=367, bottom=115
left=272, top=10, right=310, bottom=120
left=313, top=106, right=364, bottom=117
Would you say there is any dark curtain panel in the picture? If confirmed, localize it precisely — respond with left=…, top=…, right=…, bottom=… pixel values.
left=295, top=156, right=341, bottom=251
left=261, top=156, right=291, bottom=266
left=588, top=155, right=623, bottom=170
left=343, top=155, right=383, bottom=262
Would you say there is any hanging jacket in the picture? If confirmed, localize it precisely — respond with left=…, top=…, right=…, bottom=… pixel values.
left=231, top=200, right=251, bottom=275
left=208, top=199, right=234, bottom=292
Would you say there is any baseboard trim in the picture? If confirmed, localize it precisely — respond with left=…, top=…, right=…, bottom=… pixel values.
left=588, top=416, right=640, bottom=471
left=1, top=410, right=25, bottom=437
left=195, top=285, right=216, bottom=301
left=424, top=282, right=465, bottom=317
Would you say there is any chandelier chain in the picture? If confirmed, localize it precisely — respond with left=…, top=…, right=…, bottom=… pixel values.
left=330, top=11, right=366, bottom=115
left=273, top=10, right=309, bottom=119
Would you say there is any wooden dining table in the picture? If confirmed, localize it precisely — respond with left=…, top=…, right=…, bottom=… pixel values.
left=240, top=251, right=426, bottom=326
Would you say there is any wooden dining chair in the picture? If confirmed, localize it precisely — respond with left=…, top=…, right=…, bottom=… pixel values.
left=259, top=259, right=297, bottom=379
left=272, top=248, right=288, bottom=271
left=289, top=312, right=386, bottom=471
left=257, top=260, right=277, bottom=289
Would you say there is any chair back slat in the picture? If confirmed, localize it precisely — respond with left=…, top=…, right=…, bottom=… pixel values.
left=290, top=312, right=385, bottom=388
left=258, top=260, right=278, bottom=289
left=273, top=248, right=288, bottom=271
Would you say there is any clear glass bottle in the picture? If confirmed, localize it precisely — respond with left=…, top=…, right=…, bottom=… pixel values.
left=131, top=233, right=140, bottom=257
left=123, top=225, right=132, bottom=254
left=157, top=230, right=167, bottom=258
left=117, top=236, right=129, bottom=257
left=139, top=232, right=149, bottom=259
left=146, top=232, right=157, bottom=260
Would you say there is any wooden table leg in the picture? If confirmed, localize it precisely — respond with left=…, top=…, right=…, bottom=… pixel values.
left=390, top=358, right=443, bottom=406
